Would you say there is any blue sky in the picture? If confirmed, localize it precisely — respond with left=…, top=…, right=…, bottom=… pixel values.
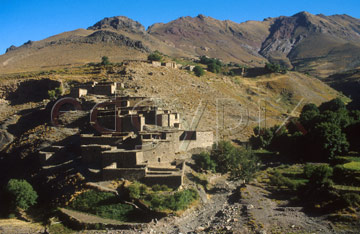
left=0, top=0, right=359, bottom=55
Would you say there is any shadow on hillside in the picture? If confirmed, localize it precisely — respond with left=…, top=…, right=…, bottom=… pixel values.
left=7, top=79, right=61, bottom=105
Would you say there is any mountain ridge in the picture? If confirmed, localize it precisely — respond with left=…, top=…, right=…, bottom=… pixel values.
left=1, top=12, right=360, bottom=77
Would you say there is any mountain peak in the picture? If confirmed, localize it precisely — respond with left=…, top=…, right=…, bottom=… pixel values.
left=197, top=14, right=206, bottom=20
left=293, top=11, right=312, bottom=17
left=88, top=16, right=146, bottom=34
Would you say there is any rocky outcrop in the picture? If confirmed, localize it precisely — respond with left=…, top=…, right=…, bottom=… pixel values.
left=5, top=45, right=17, bottom=53
left=83, top=31, right=149, bottom=51
left=88, top=16, right=146, bottom=34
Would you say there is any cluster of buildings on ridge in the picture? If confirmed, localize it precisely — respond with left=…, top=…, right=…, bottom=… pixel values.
left=42, top=81, right=214, bottom=188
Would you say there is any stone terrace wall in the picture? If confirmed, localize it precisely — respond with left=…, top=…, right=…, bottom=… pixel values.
left=102, top=168, right=146, bottom=181
left=142, top=175, right=182, bottom=188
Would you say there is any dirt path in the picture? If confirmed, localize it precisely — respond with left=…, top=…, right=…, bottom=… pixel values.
left=122, top=174, right=339, bottom=234
left=0, top=219, right=44, bottom=234
left=239, top=184, right=336, bottom=234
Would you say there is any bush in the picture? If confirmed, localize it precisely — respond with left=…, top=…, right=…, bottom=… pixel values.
left=146, top=188, right=198, bottom=211
left=6, top=179, right=38, bottom=210
left=152, top=184, right=162, bottom=192
left=269, top=171, right=300, bottom=191
left=318, top=98, right=346, bottom=113
left=128, top=182, right=147, bottom=199
left=333, top=165, right=360, bottom=186
left=101, top=56, right=110, bottom=66
left=69, top=190, right=133, bottom=221
left=48, top=87, right=62, bottom=100
left=307, top=164, right=333, bottom=186
left=298, top=164, right=337, bottom=206
left=341, top=193, right=360, bottom=207
left=148, top=51, right=162, bottom=61
left=207, top=62, right=222, bottom=73
left=265, top=62, right=287, bottom=73
left=193, top=65, right=205, bottom=77
left=192, top=152, right=216, bottom=172
left=198, top=56, right=222, bottom=66
left=303, top=163, right=318, bottom=179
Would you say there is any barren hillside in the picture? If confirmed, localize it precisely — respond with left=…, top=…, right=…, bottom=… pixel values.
left=1, top=12, right=359, bottom=77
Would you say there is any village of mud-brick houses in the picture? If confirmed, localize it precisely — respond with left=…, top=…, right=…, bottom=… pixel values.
left=41, top=62, right=213, bottom=188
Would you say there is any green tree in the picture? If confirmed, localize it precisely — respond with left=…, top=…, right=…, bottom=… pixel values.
left=318, top=98, right=346, bottom=113
left=310, top=122, right=349, bottom=160
left=299, top=104, right=320, bottom=130
left=6, top=179, right=38, bottom=210
left=148, top=51, right=162, bottom=61
left=210, top=141, right=237, bottom=173
left=228, top=148, right=259, bottom=182
left=345, top=122, right=360, bottom=152
left=249, top=126, right=280, bottom=150
left=192, top=152, right=216, bottom=172
left=210, top=141, right=259, bottom=182
left=101, top=56, right=110, bottom=65
left=193, top=66, right=205, bottom=77
left=317, top=109, right=351, bottom=129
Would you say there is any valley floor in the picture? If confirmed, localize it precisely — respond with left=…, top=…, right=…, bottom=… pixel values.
left=79, top=171, right=344, bottom=234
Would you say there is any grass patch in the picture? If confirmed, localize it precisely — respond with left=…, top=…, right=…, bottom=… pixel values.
left=48, top=223, right=75, bottom=234
left=68, top=190, right=133, bottom=222
left=267, top=164, right=308, bottom=191
left=333, top=185, right=360, bottom=192
left=127, top=182, right=198, bottom=212
left=343, top=161, right=360, bottom=171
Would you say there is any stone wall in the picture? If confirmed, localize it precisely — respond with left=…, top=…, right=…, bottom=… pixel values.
left=142, top=175, right=182, bottom=188
left=93, top=84, right=116, bottom=95
left=102, top=150, right=143, bottom=168
left=81, top=145, right=112, bottom=164
left=151, top=61, right=161, bottom=67
left=81, top=134, right=125, bottom=146
left=175, top=130, right=214, bottom=152
left=143, top=140, right=177, bottom=164
left=102, top=168, right=146, bottom=181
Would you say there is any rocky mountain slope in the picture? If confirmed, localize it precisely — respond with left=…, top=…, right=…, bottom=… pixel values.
left=1, top=12, right=360, bottom=77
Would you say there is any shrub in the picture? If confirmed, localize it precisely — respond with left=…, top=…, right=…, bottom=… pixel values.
left=6, top=179, right=38, bottom=210
left=318, top=98, right=346, bottom=113
left=198, top=56, right=222, bottom=66
left=269, top=171, right=299, bottom=191
left=48, top=87, right=62, bottom=100
left=128, top=182, right=147, bottom=199
left=193, top=65, right=205, bottom=77
left=303, top=163, right=318, bottom=179
left=148, top=51, right=162, bottom=61
left=69, top=190, right=133, bottom=221
left=333, top=165, right=360, bottom=186
left=147, top=189, right=198, bottom=211
left=265, top=62, right=287, bottom=73
left=207, top=62, right=222, bottom=73
left=69, top=190, right=114, bottom=211
left=298, top=164, right=337, bottom=206
left=307, top=164, right=333, bottom=186
left=341, top=193, right=360, bottom=207
left=152, top=184, right=162, bottom=192
left=101, top=56, right=110, bottom=66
